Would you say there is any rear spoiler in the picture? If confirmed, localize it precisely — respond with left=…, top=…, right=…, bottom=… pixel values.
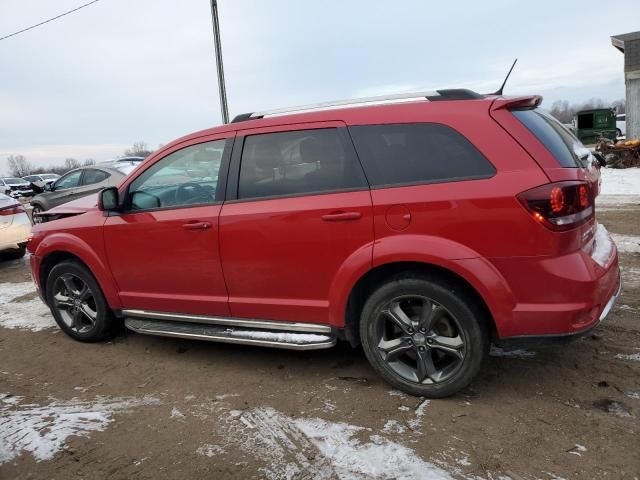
left=490, top=95, right=542, bottom=111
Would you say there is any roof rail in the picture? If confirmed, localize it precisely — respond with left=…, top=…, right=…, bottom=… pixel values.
left=231, top=89, right=484, bottom=123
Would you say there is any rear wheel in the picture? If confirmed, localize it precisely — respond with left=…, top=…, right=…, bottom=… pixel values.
left=46, top=260, right=117, bottom=342
left=360, top=274, right=488, bottom=398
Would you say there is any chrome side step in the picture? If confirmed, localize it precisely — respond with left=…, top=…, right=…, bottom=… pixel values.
left=121, top=309, right=331, bottom=334
left=124, top=318, right=336, bottom=351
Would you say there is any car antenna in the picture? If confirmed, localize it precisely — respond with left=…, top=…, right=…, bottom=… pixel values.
left=491, top=58, right=518, bottom=96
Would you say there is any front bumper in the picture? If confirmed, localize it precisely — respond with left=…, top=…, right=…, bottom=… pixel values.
left=8, top=189, right=34, bottom=198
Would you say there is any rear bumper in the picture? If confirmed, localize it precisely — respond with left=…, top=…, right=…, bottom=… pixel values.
left=0, top=213, right=31, bottom=252
left=496, top=273, right=622, bottom=347
left=490, top=226, right=621, bottom=339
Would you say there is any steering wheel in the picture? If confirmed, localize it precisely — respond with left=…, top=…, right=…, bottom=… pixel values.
left=174, top=182, right=209, bottom=204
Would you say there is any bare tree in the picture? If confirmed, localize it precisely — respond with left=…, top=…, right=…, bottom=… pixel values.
left=64, top=158, right=81, bottom=171
left=548, top=98, right=625, bottom=124
left=83, top=158, right=96, bottom=166
left=124, top=141, right=153, bottom=158
left=7, top=155, right=33, bottom=177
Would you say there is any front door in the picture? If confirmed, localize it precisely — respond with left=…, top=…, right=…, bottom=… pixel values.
left=103, top=136, right=233, bottom=316
left=219, top=123, right=373, bottom=325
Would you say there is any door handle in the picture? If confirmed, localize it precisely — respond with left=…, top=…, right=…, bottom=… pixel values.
left=321, top=211, right=362, bottom=222
left=183, top=221, right=212, bottom=231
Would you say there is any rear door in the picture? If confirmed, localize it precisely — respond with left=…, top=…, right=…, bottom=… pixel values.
left=103, top=136, right=233, bottom=316
left=219, top=122, right=373, bottom=325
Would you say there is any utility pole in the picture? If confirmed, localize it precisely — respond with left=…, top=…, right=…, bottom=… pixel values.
left=209, top=0, right=229, bottom=124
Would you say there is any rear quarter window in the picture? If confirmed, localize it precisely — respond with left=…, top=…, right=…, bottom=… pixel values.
left=512, top=109, right=582, bottom=168
left=348, top=123, right=495, bottom=187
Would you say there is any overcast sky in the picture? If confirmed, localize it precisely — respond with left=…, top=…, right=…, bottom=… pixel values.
left=1, top=0, right=638, bottom=175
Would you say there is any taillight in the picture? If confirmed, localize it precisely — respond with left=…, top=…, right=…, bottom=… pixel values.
left=0, top=205, right=25, bottom=216
left=517, top=181, right=594, bottom=231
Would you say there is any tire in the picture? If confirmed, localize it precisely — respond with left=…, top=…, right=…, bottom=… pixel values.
left=46, top=260, right=117, bottom=342
left=31, top=204, right=44, bottom=224
left=2, top=245, right=26, bottom=260
left=360, top=273, right=488, bottom=398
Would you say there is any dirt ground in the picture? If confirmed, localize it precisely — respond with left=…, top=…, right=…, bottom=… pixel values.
left=1, top=201, right=638, bottom=480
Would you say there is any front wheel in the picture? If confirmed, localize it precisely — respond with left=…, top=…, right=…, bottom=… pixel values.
left=360, top=274, right=488, bottom=398
left=46, top=260, right=117, bottom=342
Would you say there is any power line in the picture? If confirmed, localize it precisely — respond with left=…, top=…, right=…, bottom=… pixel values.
left=0, top=0, right=102, bottom=42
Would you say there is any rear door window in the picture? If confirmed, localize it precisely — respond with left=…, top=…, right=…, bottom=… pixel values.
left=512, top=109, right=591, bottom=168
left=238, top=128, right=367, bottom=200
left=348, top=123, right=495, bottom=187
left=81, top=169, right=110, bottom=185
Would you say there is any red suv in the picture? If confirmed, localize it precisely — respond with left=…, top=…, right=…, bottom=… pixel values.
left=28, top=90, right=621, bottom=397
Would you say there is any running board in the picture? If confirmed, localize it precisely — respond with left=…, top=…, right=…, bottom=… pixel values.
left=121, top=309, right=331, bottom=334
left=124, top=318, right=337, bottom=351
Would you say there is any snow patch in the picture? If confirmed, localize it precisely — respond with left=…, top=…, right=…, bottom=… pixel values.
left=615, top=352, right=640, bottom=362
left=196, top=444, right=225, bottom=457
left=0, top=393, right=160, bottom=463
left=225, top=329, right=331, bottom=344
left=599, top=167, right=640, bottom=195
left=0, top=282, right=54, bottom=331
left=490, top=345, right=536, bottom=359
left=295, top=417, right=454, bottom=479
left=382, top=419, right=406, bottom=435
left=198, top=402, right=455, bottom=480
left=627, top=391, right=640, bottom=400
left=170, top=407, right=185, bottom=418
left=568, top=444, right=587, bottom=456
left=610, top=233, right=640, bottom=254
left=591, top=224, right=613, bottom=267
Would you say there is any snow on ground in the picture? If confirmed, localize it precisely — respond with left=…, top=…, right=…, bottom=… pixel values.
left=185, top=398, right=457, bottom=480
left=599, top=167, right=640, bottom=195
left=610, top=233, right=640, bottom=254
left=0, top=282, right=54, bottom=331
left=0, top=393, right=160, bottom=464
left=615, top=352, right=640, bottom=362
left=295, top=417, right=453, bottom=479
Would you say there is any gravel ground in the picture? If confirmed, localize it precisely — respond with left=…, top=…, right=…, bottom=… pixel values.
left=0, top=199, right=638, bottom=480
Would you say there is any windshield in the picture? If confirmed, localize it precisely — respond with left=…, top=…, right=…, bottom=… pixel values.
left=41, top=174, right=59, bottom=180
left=512, top=108, right=594, bottom=169
left=3, top=177, right=25, bottom=183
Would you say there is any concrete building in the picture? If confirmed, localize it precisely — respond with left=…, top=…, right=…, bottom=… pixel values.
left=611, top=31, right=640, bottom=139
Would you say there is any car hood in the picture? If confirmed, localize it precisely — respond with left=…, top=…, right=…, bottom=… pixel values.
left=37, top=193, right=99, bottom=219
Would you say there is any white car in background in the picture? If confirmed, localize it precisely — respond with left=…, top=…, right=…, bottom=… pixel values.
left=23, top=173, right=61, bottom=190
left=616, top=113, right=626, bottom=138
left=0, top=177, right=34, bottom=199
left=0, top=192, right=31, bottom=259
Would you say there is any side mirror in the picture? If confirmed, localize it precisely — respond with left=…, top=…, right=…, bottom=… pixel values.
left=130, top=191, right=161, bottom=210
left=98, top=187, right=119, bottom=211
left=45, top=183, right=53, bottom=192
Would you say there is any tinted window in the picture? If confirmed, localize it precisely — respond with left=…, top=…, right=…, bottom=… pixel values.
left=82, top=169, right=110, bottom=185
left=513, top=109, right=588, bottom=168
left=54, top=171, right=82, bottom=190
left=238, top=128, right=367, bottom=199
left=128, top=140, right=225, bottom=211
left=349, top=123, right=495, bottom=187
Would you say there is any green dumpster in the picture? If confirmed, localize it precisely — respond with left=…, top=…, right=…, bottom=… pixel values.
left=575, top=108, right=617, bottom=144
